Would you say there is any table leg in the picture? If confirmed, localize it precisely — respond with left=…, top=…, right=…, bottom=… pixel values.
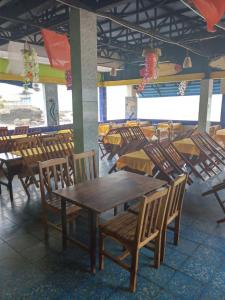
left=61, top=198, right=67, bottom=249
left=8, top=177, right=13, bottom=202
left=89, top=211, right=97, bottom=274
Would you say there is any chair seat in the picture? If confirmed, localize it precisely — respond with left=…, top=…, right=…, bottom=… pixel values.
left=100, top=212, right=138, bottom=244
left=46, top=194, right=82, bottom=215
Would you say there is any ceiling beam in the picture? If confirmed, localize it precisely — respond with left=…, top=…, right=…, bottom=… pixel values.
left=57, top=0, right=210, bottom=57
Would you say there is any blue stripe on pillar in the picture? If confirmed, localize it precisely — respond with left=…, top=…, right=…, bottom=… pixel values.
left=220, top=94, right=225, bottom=128
left=99, top=87, right=107, bottom=122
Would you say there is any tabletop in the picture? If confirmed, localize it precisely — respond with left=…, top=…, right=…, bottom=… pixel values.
left=0, top=152, right=22, bottom=162
left=53, top=170, right=167, bottom=214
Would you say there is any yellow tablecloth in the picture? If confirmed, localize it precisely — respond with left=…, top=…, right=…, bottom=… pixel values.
left=215, top=129, right=225, bottom=143
left=141, top=126, right=156, bottom=139
left=12, top=142, right=74, bottom=157
left=117, top=149, right=154, bottom=175
left=98, top=124, right=110, bottom=136
left=173, top=138, right=199, bottom=156
left=0, top=134, right=27, bottom=141
left=126, top=121, right=139, bottom=127
left=103, top=134, right=122, bottom=145
left=57, top=129, right=72, bottom=134
left=158, top=123, right=182, bottom=130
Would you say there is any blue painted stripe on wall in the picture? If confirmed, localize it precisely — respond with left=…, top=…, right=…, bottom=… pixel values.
left=139, top=80, right=221, bottom=98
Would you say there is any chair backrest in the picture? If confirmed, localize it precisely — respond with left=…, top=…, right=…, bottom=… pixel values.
left=117, top=127, right=135, bottom=144
left=166, top=174, right=187, bottom=224
left=39, top=157, right=71, bottom=204
left=144, top=143, right=176, bottom=181
left=41, top=135, right=65, bottom=159
left=129, top=126, right=148, bottom=145
left=14, top=126, right=29, bottom=135
left=73, top=150, right=97, bottom=184
left=14, top=136, right=46, bottom=166
left=159, top=141, right=186, bottom=169
left=57, top=132, right=74, bottom=157
left=0, top=127, right=9, bottom=140
left=135, top=186, right=170, bottom=244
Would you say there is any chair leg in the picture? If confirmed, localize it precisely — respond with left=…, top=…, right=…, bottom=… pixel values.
left=19, top=178, right=30, bottom=198
left=174, top=215, right=181, bottom=246
left=160, top=229, right=167, bottom=263
left=154, top=235, right=161, bottom=268
left=130, top=249, right=139, bottom=293
left=99, top=232, right=104, bottom=271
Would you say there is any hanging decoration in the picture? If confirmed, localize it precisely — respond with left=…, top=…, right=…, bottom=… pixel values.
left=22, top=42, right=39, bottom=92
left=137, top=48, right=161, bottom=94
left=178, top=81, right=188, bottom=96
left=191, top=0, right=225, bottom=32
left=183, top=51, right=192, bottom=69
left=41, top=29, right=71, bottom=71
left=65, top=70, right=72, bottom=90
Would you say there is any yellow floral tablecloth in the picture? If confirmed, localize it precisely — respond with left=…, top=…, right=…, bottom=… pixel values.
left=215, top=129, right=225, bottom=144
left=158, top=123, right=182, bottom=130
left=126, top=121, right=139, bottom=127
left=98, top=124, right=110, bottom=136
left=103, top=134, right=122, bottom=145
left=173, top=138, right=199, bottom=156
left=141, top=126, right=156, bottom=139
left=117, top=149, right=154, bottom=175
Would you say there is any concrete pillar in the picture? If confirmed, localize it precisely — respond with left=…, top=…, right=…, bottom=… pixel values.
left=99, top=87, right=107, bottom=122
left=70, top=9, right=98, bottom=154
left=125, top=85, right=137, bottom=119
left=44, top=83, right=59, bottom=126
left=220, top=94, right=225, bottom=128
left=198, top=79, right=213, bottom=132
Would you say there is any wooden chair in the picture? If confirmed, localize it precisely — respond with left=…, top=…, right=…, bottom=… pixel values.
left=39, top=157, right=81, bottom=240
left=202, top=181, right=225, bottom=224
left=40, top=135, right=66, bottom=160
left=73, top=150, right=97, bottom=184
left=199, top=132, right=225, bottom=162
left=173, top=126, right=197, bottom=142
left=191, top=134, right=223, bottom=175
left=100, top=128, right=120, bottom=160
left=160, top=174, right=188, bottom=262
left=159, top=141, right=205, bottom=184
left=0, top=127, right=9, bottom=140
left=15, top=136, right=47, bottom=197
left=129, top=126, right=148, bottom=147
left=99, top=186, right=170, bottom=292
left=13, top=126, right=29, bottom=135
left=143, top=143, right=181, bottom=182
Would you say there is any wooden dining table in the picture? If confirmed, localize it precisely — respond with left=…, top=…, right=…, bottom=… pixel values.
left=53, top=170, right=167, bottom=274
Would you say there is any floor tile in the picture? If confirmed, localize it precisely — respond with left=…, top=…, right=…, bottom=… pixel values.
left=166, top=271, right=203, bottom=300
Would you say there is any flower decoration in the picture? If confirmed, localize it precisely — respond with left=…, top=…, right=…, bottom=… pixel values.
left=178, top=80, right=188, bottom=96
left=22, top=42, right=39, bottom=92
left=137, top=48, right=161, bottom=94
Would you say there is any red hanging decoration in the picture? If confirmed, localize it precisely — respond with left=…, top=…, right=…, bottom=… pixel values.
left=192, top=0, right=225, bottom=32
left=137, top=49, right=160, bottom=94
left=41, top=29, right=71, bottom=70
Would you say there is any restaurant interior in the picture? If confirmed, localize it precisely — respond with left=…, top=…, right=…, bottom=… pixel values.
left=0, top=0, right=225, bottom=299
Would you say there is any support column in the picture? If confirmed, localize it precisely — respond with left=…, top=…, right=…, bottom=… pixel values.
left=99, top=87, right=107, bottom=122
left=125, top=85, right=137, bottom=119
left=44, top=84, right=59, bottom=126
left=220, top=94, right=225, bottom=128
left=198, top=79, right=213, bottom=132
left=70, top=8, right=98, bottom=154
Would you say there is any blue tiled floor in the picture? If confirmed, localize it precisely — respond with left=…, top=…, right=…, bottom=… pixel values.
left=0, top=160, right=224, bottom=299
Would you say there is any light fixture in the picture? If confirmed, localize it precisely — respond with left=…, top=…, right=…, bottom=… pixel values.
left=183, top=50, right=192, bottom=69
